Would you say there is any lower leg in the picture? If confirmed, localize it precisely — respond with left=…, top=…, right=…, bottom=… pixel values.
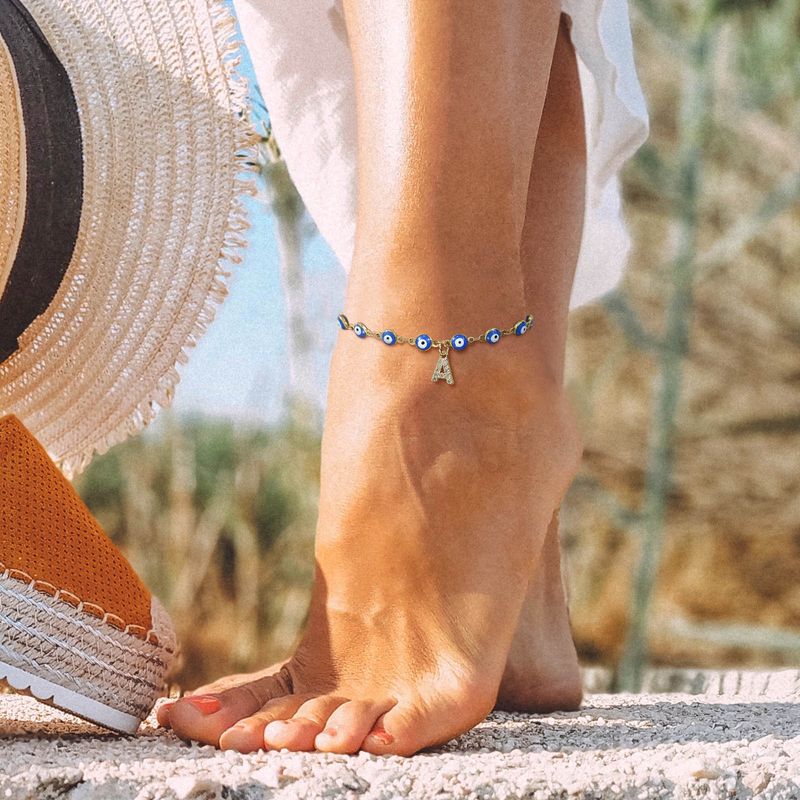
left=520, top=13, right=586, bottom=384
left=164, top=0, right=582, bottom=755
left=342, top=0, right=559, bottom=338
left=498, top=13, right=587, bottom=711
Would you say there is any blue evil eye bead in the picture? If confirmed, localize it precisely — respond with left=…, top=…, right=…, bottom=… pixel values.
left=486, top=327, right=502, bottom=344
left=514, top=319, right=529, bottom=336
left=415, top=334, right=432, bottom=351
left=353, top=323, right=367, bottom=338
left=381, top=329, right=397, bottom=345
left=450, top=334, right=468, bottom=351
left=337, top=313, right=349, bottom=330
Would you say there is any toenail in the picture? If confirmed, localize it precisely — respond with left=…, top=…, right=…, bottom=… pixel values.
left=321, top=727, right=337, bottom=738
left=367, top=727, right=394, bottom=745
left=183, top=695, right=222, bottom=714
left=265, top=720, right=288, bottom=732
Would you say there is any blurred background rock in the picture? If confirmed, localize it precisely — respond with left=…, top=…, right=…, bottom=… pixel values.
left=74, top=0, right=800, bottom=690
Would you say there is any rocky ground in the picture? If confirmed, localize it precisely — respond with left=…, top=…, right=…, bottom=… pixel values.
left=0, top=670, right=797, bottom=799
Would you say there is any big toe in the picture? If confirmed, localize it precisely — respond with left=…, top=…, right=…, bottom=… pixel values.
left=168, top=670, right=292, bottom=746
left=157, top=662, right=289, bottom=730
left=156, top=698, right=178, bottom=728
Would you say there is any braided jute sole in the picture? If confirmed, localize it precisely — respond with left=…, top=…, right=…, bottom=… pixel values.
left=0, top=573, right=176, bottom=733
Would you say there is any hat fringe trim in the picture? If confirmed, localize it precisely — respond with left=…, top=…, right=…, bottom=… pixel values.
left=57, top=2, right=261, bottom=479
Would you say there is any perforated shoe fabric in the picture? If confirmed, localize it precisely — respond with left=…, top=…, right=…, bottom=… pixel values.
left=0, top=413, right=177, bottom=732
left=0, top=414, right=151, bottom=633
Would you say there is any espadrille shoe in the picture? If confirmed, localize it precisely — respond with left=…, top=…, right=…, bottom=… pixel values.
left=0, top=414, right=178, bottom=733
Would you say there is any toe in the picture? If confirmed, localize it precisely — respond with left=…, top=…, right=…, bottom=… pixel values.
left=361, top=686, right=494, bottom=757
left=263, top=694, right=347, bottom=752
left=156, top=670, right=282, bottom=730
left=156, top=699, right=177, bottom=728
left=168, top=668, right=292, bottom=746
left=219, top=693, right=311, bottom=753
left=361, top=705, right=429, bottom=757
left=314, top=698, right=396, bottom=754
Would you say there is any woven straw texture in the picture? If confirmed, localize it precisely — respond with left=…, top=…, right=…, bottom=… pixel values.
left=0, top=35, right=24, bottom=298
left=0, top=0, right=257, bottom=478
left=0, top=574, right=175, bottom=719
left=0, top=415, right=152, bottom=632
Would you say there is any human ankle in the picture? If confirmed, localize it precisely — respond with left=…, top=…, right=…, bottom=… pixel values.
left=327, top=323, right=543, bottom=426
left=324, top=333, right=581, bottom=509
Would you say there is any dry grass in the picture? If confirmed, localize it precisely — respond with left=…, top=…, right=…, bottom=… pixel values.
left=75, top=412, right=319, bottom=688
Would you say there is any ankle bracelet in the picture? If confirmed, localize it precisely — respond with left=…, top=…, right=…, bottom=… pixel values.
left=335, top=312, right=534, bottom=385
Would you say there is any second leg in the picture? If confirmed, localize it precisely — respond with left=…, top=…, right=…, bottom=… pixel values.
left=498, top=12, right=587, bottom=712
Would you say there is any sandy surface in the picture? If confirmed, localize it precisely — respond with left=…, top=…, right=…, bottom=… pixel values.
left=0, top=670, right=797, bottom=800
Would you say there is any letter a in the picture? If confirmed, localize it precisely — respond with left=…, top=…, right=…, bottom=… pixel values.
left=431, top=353, right=454, bottom=385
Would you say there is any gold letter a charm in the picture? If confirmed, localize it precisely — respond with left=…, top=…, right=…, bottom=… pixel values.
left=432, top=343, right=454, bottom=385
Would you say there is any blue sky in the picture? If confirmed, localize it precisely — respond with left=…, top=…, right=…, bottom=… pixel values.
left=171, top=12, right=346, bottom=425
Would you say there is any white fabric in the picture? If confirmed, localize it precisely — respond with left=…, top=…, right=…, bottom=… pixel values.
left=233, top=0, right=650, bottom=309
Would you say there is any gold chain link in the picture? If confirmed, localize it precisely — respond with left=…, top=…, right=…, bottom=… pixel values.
left=338, top=313, right=533, bottom=349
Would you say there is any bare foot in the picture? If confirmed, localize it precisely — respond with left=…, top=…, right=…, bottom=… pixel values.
left=160, top=335, right=581, bottom=755
left=495, top=511, right=583, bottom=712
left=157, top=516, right=582, bottom=728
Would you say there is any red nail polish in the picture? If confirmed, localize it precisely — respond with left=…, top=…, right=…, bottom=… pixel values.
left=184, top=695, right=222, bottom=715
left=369, top=727, right=394, bottom=745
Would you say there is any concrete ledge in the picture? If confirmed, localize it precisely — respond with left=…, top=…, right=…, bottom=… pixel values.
left=1, top=670, right=798, bottom=800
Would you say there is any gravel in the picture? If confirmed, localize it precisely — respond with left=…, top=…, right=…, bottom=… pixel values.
left=0, top=670, right=797, bottom=800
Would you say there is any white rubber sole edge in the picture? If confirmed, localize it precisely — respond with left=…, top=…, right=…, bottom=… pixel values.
left=0, top=658, right=141, bottom=734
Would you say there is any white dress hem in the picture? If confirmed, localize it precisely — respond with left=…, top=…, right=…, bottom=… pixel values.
left=234, top=0, right=650, bottom=310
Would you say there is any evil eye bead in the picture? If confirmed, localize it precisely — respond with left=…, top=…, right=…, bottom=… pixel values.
left=514, top=319, right=529, bottom=336
left=415, top=334, right=432, bottom=351
left=353, top=323, right=367, bottom=338
left=381, top=330, right=397, bottom=345
left=451, top=334, right=468, bottom=351
left=486, top=327, right=502, bottom=344
left=336, top=313, right=350, bottom=330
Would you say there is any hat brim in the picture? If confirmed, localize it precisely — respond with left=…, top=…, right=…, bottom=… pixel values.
left=0, top=31, right=26, bottom=308
left=0, top=0, right=84, bottom=361
left=0, top=0, right=257, bottom=477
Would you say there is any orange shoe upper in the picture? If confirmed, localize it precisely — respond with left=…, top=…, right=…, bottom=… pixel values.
left=0, top=414, right=152, bottom=636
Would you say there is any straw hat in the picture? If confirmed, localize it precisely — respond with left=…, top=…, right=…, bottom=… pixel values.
left=0, top=0, right=256, bottom=477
